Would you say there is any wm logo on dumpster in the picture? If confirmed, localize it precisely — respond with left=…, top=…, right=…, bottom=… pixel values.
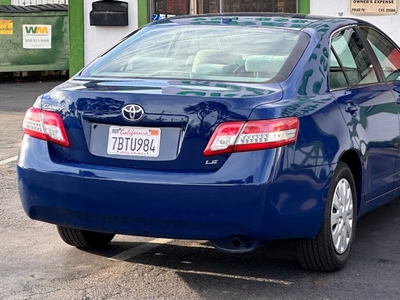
left=22, top=24, right=52, bottom=49
left=24, top=26, right=49, bottom=34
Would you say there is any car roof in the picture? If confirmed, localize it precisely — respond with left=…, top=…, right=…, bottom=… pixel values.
left=150, top=12, right=367, bottom=31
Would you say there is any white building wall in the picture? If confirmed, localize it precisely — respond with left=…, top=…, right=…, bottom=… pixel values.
left=310, top=0, right=400, bottom=44
left=83, top=0, right=138, bottom=65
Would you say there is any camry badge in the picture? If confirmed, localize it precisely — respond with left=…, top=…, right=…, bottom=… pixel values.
left=121, top=104, right=144, bottom=121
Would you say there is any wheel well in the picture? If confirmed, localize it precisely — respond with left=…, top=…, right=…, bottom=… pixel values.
left=339, top=150, right=362, bottom=215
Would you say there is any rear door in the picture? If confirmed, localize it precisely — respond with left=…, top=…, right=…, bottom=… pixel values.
left=329, top=26, right=399, bottom=202
left=357, top=26, right=400, bottom=197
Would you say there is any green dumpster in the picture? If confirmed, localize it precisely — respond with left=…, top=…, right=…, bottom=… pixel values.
left=0, top=4, right=69, bottom=72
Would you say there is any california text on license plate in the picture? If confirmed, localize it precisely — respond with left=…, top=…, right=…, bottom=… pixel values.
left=107, top=126, right=161, bottom=157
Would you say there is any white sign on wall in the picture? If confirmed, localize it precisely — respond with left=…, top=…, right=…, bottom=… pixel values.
left=22, top=24, right=52, bottom=49
left=350, top=0, right=398, bottom=15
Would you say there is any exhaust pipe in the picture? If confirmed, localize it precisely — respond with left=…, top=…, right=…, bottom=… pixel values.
left=211, top=235, right=261, bottom=253
left=231, top=236, right=251, bottom=248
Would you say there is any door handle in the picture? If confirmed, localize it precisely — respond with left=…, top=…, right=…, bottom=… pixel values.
left=396, top=97, right=400, bottom=105
left=345, top=101, right=358, bottom=114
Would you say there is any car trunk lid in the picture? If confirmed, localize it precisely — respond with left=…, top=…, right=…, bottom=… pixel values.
left=40, top=78, right=283, bottom=171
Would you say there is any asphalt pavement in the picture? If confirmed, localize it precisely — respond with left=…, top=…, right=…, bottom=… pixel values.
left=0, top=81, right=63, bottom=161
left=0, top=80, right=62, bottom=112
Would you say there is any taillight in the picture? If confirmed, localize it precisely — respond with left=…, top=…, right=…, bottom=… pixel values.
left=203, top=117, right=298, bottom=156
left=22, top=107, right=70, bottom=147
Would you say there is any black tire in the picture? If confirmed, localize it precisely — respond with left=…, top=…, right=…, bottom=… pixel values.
left=297, top=161, right=357, bottom=272
left=57, top=226, right=115, bottom=248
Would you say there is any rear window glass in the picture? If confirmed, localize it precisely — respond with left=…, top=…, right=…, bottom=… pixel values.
left=81, top=25, right=308, bottom=83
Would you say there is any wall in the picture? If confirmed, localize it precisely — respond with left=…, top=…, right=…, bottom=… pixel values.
left=310, top=0, right=400, bottom=44
left=83, top=0, right=138, bottom=65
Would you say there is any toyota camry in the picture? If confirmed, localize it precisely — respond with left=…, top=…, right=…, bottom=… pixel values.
left=17, top=13, right=400, bottom=271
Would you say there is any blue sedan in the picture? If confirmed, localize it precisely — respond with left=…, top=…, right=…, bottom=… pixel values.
left=17, top=13, right=400, bottom=271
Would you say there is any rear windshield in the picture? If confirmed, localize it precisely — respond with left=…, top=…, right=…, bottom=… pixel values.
left=81, top=25, right=308, bottom=83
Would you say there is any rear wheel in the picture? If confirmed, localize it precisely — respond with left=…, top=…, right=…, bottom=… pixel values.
left=57, top=226, right=115, bottom=248
left=297, top=161, right=357, bottom=271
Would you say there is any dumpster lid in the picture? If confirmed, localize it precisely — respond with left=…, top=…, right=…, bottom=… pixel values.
left=30, top=4, right=68, bottom=11
left=0, top=4, right=67, bottom=13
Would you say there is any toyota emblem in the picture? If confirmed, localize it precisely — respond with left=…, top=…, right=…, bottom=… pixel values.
left=121, top=104, right=145, bottom=121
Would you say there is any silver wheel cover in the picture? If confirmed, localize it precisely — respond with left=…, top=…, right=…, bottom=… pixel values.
left=331, top=178, right=354, bottom=254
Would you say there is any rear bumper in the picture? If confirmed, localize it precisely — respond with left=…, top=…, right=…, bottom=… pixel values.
left=17, top=136, right=330, bottom=241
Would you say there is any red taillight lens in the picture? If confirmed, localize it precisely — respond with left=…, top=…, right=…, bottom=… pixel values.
left=203, top=117, right=299, bottom=156
left=22, top=107, right=70, bottom=147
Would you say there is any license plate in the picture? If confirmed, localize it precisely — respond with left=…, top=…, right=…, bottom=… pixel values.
left=107, top=126, right=161, bottom=157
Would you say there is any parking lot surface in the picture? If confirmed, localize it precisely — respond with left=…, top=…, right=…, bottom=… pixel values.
left=1, top=81, right=400, bottom=299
